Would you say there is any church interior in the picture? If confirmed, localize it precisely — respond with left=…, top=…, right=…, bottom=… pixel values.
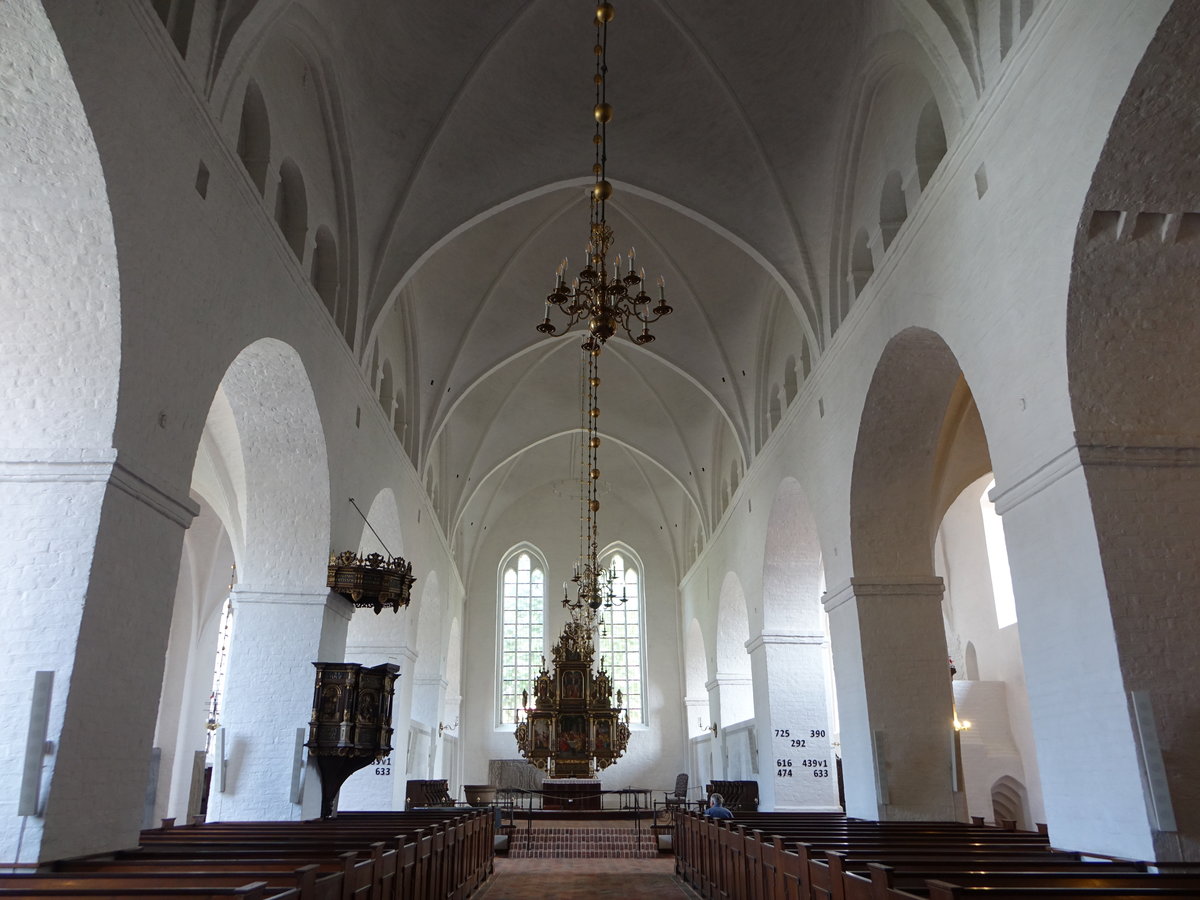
left=3, top=0, right=1200, bottom=884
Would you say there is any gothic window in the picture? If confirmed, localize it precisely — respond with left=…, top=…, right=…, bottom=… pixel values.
left=597, top=551, right=644, bottom=725
left=498, top=550, right=546, bottom=725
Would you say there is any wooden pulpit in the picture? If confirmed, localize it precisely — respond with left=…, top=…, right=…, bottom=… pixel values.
left=305, top=661, right=399, bottom=817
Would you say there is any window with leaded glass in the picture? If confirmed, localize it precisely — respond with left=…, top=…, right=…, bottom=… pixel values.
left=597, top=551, right=644, bottom=725
left=498, top=550, right=546, bottom=725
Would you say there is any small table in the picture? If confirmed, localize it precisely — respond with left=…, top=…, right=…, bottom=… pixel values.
left=542, top=779, right=601, bottom=810
left=614, top=787, right=651, bottom=811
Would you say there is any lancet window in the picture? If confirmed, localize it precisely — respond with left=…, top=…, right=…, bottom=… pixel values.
left=498, top=549, right=546, bottom=725
left=597, top=551, right=644, bottom=725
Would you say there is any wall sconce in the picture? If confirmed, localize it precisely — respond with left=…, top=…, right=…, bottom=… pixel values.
left=439, top=717, right=459, bottom=738
left=952, top=716, right=972, bottom=732
left=697, top=717, right=718, bottom=736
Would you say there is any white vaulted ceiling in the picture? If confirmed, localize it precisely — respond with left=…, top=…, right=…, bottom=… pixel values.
left=221, top=0, right=978, bottom=578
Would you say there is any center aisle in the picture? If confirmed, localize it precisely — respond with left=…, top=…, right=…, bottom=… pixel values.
left=476, top=857, right=698, bottom=899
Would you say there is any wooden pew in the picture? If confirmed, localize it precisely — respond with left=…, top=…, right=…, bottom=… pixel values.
left=0, top=885, right=295, bottom=899
left=0, top=872, right=336, bottom=899
left=53, top=809, right=488, bottom=900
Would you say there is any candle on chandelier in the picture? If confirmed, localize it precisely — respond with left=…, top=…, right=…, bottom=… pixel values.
left=628, top=248, right=636, bottom=273
left=658, top=275, right=666, bottom=300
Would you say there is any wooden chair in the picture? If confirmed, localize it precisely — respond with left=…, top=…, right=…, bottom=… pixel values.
left=656, top=773, right=689, bottom=822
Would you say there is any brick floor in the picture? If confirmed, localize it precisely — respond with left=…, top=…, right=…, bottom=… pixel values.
left=475, top=857, right=699, bottom=899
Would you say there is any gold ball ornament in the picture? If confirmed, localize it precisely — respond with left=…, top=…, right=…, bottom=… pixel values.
left=596, top=3, right=615, bottom=23
left=590, top=468, right=601, bottom=480
left=590, top=376, right=601, bottom=387
left=590, top=406, right=601, bottom=418
left=590, top=437, right=601, bottom=448
left=594, top=102, right=613, bottom=124
left=589, top=500, right=600, bottom=512
left=591, top=180, right=613, bottom=202
left=589, top=310, right=616, bottom=341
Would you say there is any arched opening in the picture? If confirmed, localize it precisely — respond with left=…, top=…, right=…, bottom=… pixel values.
left=937, top=471, right=1041, bottom=828
left=310, top=225, right=339, bottom=320
left=151, top=493, right=235, bottom=825
left=341, top=284, right=358, bottom=351
left=964, top=642, right=980, bottom=681
left=236, top=81, right=271, bottom=196
left=1000, top=0, right=1015, bottom=59
left=337, top=488, right=410, bottom=812
left=783, top=356, right=799, bottom=405
left=879, top=171, right=908, bottom=251
left=378, top=359, right=394, bottom=415
left=915, top=98, right=948, bottom=190
left=841, top=328, right=969, bottom=820
left=850, top=228, right=873, bottom=299
left=393, top=389, right=406, bottom=444
left=991, top=775, right=1029, bottom=829
left=189, top=340, right=336, bottom=825
left=715, top=573, right=755, bottom=780
left=274, top=158, right=308, bottom=261
left=152, top=0, right=195, bottom=58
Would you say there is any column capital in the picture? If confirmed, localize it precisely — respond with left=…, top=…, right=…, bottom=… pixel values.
left=745, top=631, right=825, bottom=653
left=231, top=587, right=353, bottom=620
left=344, top=643, right=419, bottom=666
left=991, top=431, right=1200, bottom=515
left=0, top=450, right=199, bottom=527
left=823, top=577, right=944, bottom=613
left=413, top=675, right=448, bottom=690
left=705, top=673, right=753, bottom=692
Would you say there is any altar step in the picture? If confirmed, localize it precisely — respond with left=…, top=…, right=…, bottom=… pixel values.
left=507, top=826, right=660, bottom=858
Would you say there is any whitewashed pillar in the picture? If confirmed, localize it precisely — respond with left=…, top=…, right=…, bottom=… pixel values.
left=748, top=632, right=840, bottom=811
left=705, top=673, right=753, bottom=779
left=994, top=457, right=1162, bottom=859
left=205, top=588, right=352, bottom=821
left=334, top=641, right=417, bottom=812
left=411, top=675, right=448, bottom=779
left=824, top=577, right=958, bottom=822
left=0, top=456, right=196, bottom=861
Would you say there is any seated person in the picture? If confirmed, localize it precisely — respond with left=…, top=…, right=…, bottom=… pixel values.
left=704, top=792, right=734, bottom=819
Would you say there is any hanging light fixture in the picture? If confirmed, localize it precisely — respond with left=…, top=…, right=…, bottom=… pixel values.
left=535, top=1, right=673, bottom=353
left=535, top=0, right=674, bottom=619
left=326, top=498, right=416, bottom=614
left=516, top=0, right=672, bottom=778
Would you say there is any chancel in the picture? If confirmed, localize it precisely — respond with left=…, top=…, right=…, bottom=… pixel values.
left=4, top=0, right=1200, bottom=896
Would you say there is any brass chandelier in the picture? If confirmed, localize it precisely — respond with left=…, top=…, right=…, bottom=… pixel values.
left=536, top=1, right=673, bottom=353
left=535, top=0, right=673, bottom=620
left=516, top=0, right=673, bottom=778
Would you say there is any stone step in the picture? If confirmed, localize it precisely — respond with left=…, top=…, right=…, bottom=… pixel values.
left=507, top=827, right=660, bottom=858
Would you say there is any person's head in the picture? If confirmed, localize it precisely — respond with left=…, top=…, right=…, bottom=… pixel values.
left=709, top=793, right=725, bottom=808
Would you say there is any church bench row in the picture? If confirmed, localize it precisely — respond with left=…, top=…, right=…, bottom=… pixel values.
left=0, top=873, right=328, bottom=899
left=676, top=814, right=1073, bottom=895
left=818, top=854, right=1200, bottom=900
left=137, top=810, right=492, bottom=898
left=47, top=810, right=491, bottom=900
left=674, top=812, right=1183, bottom=900
left=0, top=885, right=294, bottom=899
